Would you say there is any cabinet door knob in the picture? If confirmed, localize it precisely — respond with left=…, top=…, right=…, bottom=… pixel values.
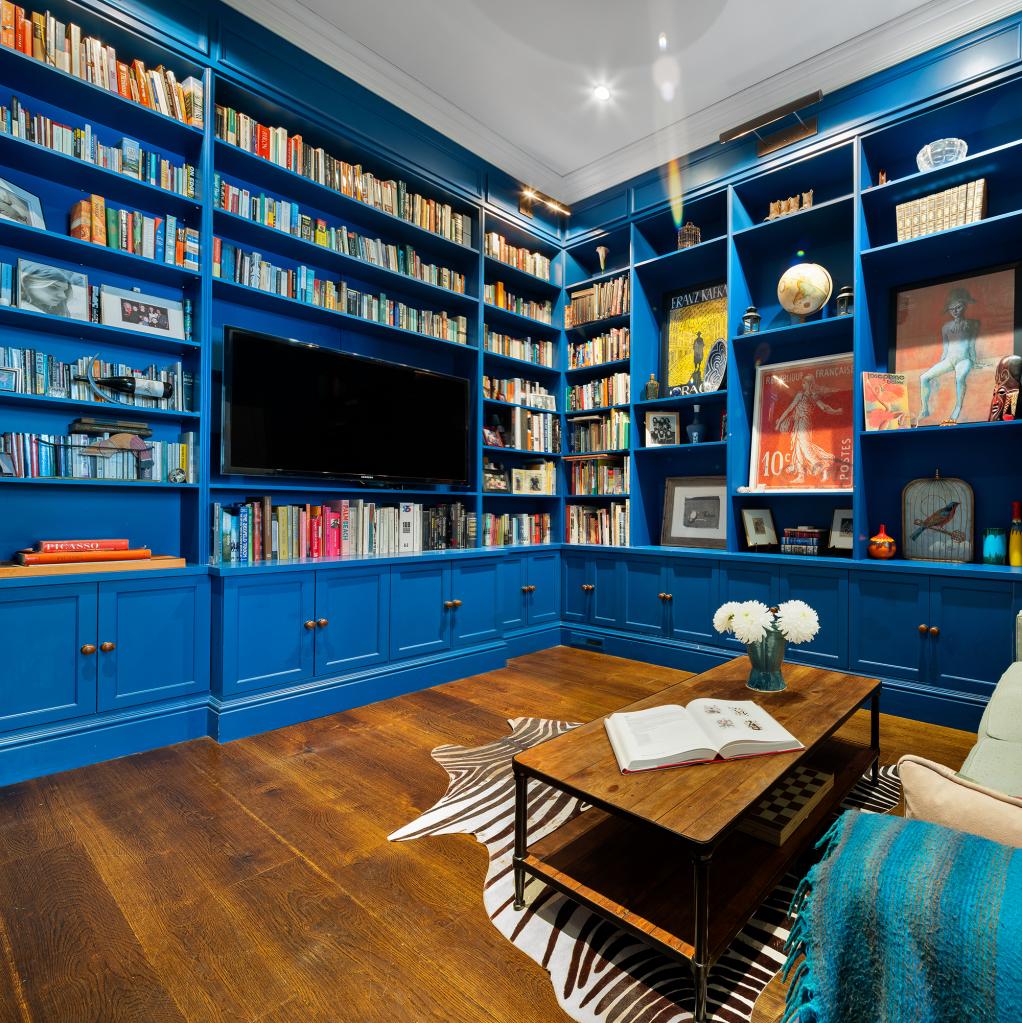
left=522, top=585, right=530, bottom=593
left=443, top=600, right=455, bottom=609
left=452, top=599, right=463, bottom=607
left=918, top=623, right=928, bottom=634
left=100, top=641, right=115, bottom=653
left=80, top=644, right=96, bottom=656
left=317, top=618, right=329, bottom=628
left=928, top=626, right=940, bottom=637
left=304, top=620, right=316, bottom=630
left=528, top=585, right=536, bottom=593
left=658, top=592, right=666, bottom=600
left=582, top=584, right=594, bottom=592
left=665, top=593, right=673, bottom=601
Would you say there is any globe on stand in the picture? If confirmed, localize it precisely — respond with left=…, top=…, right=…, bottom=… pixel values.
left=777, top=262, right=833, bottom=323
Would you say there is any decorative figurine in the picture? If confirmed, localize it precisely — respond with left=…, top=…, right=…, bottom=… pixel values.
left=983, top=527, right=1008, bottom=566
left=686, top=404, right=706, bottom=444
left=677, top=222, right=701, bottom=249
left=644, top=373, right=660, bottom=400
left=988, top=354, right=1022, bottom=421
left=836, top=284, right=854, bottom=317
left=766, top=189, right=813, bottom=221
left=867, top=524, right=897, bottom=560
left=878, top=170, right=888, bottom=185
left=596, top=245, right=609, bottom=272
left=901, top=470, right=974, bottom=563
left=741, top=305, right=761, bottom=334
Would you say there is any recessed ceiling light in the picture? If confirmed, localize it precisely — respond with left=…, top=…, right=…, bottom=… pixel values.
left=658, top=32, right=668, bottom=51
left=593, top=84, right=611, bottom=102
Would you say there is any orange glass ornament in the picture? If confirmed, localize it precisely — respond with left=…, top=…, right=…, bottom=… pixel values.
left=868, top=524, right=897, bottom=560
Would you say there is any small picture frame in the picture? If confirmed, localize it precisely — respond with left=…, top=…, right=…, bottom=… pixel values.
left=828, top=508, right=854, bottom=550
left=513, top=468, right=547, bottom=494
left=483, top=463, right=510, bottom=492
left=742, top=508, right=778, bottom=548
left=0, top=176, right=45, bottom=229
left=100, top=284, right=184, bottom=339
left=0, top=452, right=14, bottom=476
left=17, top=258, right=89, bottom=321
left=0, top=365, right=20, bottom=392
left=482, top=427, right=503, bottom=447
left=661, top=475, right=727, bottom=548
left=645, top=410, right=680, bottom=447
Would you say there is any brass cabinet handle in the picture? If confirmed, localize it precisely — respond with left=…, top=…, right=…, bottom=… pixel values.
left=658, top=592, right=666, bottom=600
left=443, top=600, right=455, bottom=609
left=522, top=585, right=530, bottom=593
left=452, top=599, right=463, bottom=607
left=664, top=593, right=673, bottom=601
left=317, top=618, right=329, bottom=628
left=80, top=644, right=96, bottom=656
left=304, top=620, right=316, bottom=630
left=918, top=623, right=928, bottom=634
left=528, top=585, right=536, bottom=593
left=581, top=584, right=595, bottom=592
left=100, top=641, right=115, bottom=653
left=928, top=626, right=939, bottom=637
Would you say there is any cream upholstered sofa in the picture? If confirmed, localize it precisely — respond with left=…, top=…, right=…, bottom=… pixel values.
left=899, top=660, right=1022, bottom=847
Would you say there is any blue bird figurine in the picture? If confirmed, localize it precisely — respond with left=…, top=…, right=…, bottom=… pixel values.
left=911, top=501, right=960, bottom=541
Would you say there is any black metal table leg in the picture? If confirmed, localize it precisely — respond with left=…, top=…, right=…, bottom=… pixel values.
left=870, top=689, right=880, bottom=784
left=691, top=850, right=712, bottom=1023
left=512, top=767, right=528, bottom=910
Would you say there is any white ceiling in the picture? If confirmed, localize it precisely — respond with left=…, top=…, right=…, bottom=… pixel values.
left=225, top=0, right=1019, bottom=203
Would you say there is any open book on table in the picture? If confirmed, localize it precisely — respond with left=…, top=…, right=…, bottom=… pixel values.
left=604, top=699, right=804, bottom=773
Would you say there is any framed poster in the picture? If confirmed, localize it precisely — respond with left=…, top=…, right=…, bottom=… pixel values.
left=891, top=264, right=1022, bottom=426
left=749, top=353, right=854, bottom=492
left=661, top=476, right=727, bottom=548
left=660, top=283, right=727, bottom=395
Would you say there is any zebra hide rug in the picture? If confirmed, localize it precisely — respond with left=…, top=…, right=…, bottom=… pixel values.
left=389, top=717, right=901, bottom=1023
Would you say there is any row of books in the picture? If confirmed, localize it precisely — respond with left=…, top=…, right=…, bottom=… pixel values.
left=214, top=104, right=471, bottom=247
left=894, top=178, right=986, bottom=241
left=780, top=526, right=825, bottom=556
left=566, top=500, right=629, bottom=546
left=1, top=95, right=196, bottom=197
left=11, top=537, right=153, bottom=567
left=484, top=329, right=554, bottom=367
left=483, top=232, right=551, bottom=281
left=0, top=429, right=197, bottom=482
left=498, top=408, right=561, bottom=452
left=210, top=498, right=476, bottom=564
left=566, top=372, right=629, bottom=411
left=2, top=5, right=203, bottom=126
left=69, top=196, right=199, bottom=270
left=482, top=375, right=555, bottom=409
left=567, top=456, right=629, bottom=496
left=565, top=276, right=630, bottom=328
left=481, top=512, right=551, bottom=547
left=214, top=177, right=466, bottom=294
left=567, top=409, right=630, bottom=452
left=213, top=241, right=470, bottom=345
left=0, top=345, right=194, bottom=411
left=483, top=282, right=553, bottom=324
left=568, top=328, right=630, bottom=369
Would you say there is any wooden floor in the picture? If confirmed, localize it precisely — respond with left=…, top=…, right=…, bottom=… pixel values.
left=0, top=648, right=975, bottom=1023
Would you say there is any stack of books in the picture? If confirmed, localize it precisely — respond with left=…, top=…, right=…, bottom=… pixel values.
left=481, top=511, right=551, bottom=547
left=69, top=196, right=199, bottom=270
left=566, top=500, right=629, bottom=546
left=568, top=328, right=630, bottom=369
left=482, top=375, right=555, bottom=409
left=567, top=409, right=630, bottom=452
left=895, top=178, right=986, bottom=241
left=565, top=276, right=630, bottom=328
left=566, top=372, right=629, bottom=411
left=482, top=282, right=552, bottom=323
left=781, top=526, right=825, bottom=556
left=484, top=233, right=551, bottom=280
left=566, top=455, right=629, bottom=496
left=0, top=8, right=204, bottom=126
left=12, top=538, right=152, bottom=567
left=483, top=329, right=553, bottom=367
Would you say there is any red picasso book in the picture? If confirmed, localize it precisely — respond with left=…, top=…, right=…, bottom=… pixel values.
left=38, top=539, right=130, bottom=553
left=17, top=549, right=151, bottom=566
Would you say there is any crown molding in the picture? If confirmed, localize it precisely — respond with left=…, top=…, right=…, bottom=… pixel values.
left=222, top=0, right=1018, bottom=206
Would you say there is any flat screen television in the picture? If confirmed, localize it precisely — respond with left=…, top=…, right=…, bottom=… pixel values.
left=221, top=327, right=470, bottom=484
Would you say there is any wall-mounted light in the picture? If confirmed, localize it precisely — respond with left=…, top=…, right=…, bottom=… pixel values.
left=719, top=90, right=822, bottom=157
left=519, top=187, right=571, bottom=219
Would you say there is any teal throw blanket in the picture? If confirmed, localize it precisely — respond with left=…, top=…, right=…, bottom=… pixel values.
left=782, top=809, right=1022, bottom=1023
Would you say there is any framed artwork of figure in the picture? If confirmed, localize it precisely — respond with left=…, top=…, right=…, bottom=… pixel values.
left=749, top=353, right=854, bottom=492
left=660, top=282, right=727, bottom=395
left=890, top=264, right=1022, bottom=426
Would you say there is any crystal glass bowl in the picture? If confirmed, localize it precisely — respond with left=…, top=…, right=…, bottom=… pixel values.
left=916, top=138, right=968, bottom=172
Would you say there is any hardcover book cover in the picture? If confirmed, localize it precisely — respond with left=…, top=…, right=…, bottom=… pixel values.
left=862, top=372, right=910, bottom=430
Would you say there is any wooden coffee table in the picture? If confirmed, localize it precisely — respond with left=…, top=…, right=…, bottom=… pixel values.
left=511, top=657, right=880, bottom=1023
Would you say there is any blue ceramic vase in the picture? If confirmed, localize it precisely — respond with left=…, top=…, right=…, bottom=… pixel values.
left=746, top=627, right=787, bottom=692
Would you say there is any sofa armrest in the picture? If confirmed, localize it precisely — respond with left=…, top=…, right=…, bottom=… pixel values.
left=898, top=755, right=1022, bottom=848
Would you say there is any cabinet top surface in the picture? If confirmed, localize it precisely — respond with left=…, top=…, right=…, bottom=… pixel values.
left=514, top=656, right=879, bottom=845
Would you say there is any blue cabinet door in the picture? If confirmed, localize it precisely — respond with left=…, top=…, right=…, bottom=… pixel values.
left=666, top=560, right=719, bottom=645
left=314, top=568, right=390, bottom=675
left=779, top=567, right=848, bottom=669
left=848, top=573, right=929, bottom=684
left=591, top=557, right=623, bottom=628
left=220, top=574, right=316, bottom=695
left=622, top=558, right=666, bottom=636
left=929, top=577, right=1016, bottom=696
left=97, top=577, right=211, bottom=711
left=390, top=563, right=451, bottom=659
left=0, top=584, right=97, bottom=731
left=562, top=554, right=591, bottom=623
left=717, top=563, right=780, bottom=651
left=450, top=561, right=501, bottom=648
left=526, top=551, right=560, bottom=626
left=496, top=555, right=528, bottom=631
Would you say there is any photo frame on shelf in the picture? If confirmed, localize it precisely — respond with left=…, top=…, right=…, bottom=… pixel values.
left=512, top=467, right=550, bottom=494
left=828, top=508, right=854, bottom=550
left=482, top=427, right=503, bottom=447
left=660, top=282, right=727, bottom=395
left=100, top=285, right=185, bottom=339
left=742, top=508, right=778, bottom=548
left=483, top=463, right=510, bottom=492
left=17, top=259, right=89, bottom=321
left=661, top=475, right=727, bottom=548
left=645, top=410, right=680, bottom=447
left=749, top=353, right=854, bottom=492
left=890, top=264, right=1022, bottom=426
left=0, top=366, right=20, bottom=392
left=0, top=176, right=45, bottom=229
left=0, top=452, right=14, bottom=476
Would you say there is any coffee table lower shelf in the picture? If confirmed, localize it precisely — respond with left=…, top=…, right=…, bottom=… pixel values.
left=519, top=739, right=874, bottom=965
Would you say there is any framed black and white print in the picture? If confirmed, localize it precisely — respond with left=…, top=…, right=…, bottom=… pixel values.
left=829, top=508, right=854, bottom=550
left=661, top=475, right=727, bottom=548
left=645, top=410, right=680, bottom=447
left=0, top=176, right=45, bottom=229
left=742, top=508, right=778, bottom=548
left=17, top=259, right=88, bottom=321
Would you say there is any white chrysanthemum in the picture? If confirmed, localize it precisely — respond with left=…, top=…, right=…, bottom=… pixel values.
left=730, top=601, right=773, bottom=645
left=712, top=601, right=742, bottom=634
left=775, top=599, right=820, bottom=645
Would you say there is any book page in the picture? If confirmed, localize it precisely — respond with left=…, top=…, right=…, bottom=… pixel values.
left=605, top=704, right=717, bottom=771
left=686, top=699, right=803, bottom=758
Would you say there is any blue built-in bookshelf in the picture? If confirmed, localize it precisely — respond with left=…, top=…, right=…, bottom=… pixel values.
left=1, top=0, right=1022, bottom=785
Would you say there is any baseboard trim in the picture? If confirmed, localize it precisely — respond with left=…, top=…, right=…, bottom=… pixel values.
left=877, top=678, right=987, bottom=731
left=563, top=627, right=732, bottom=675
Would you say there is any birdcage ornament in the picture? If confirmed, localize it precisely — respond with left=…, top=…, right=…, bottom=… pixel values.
left=901, top=469, right=974, bottom=563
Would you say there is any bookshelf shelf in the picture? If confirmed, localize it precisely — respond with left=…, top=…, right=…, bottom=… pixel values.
left=565, top=492, right=630, bottom=500
left=0, top=390, right=199, bottom=419
left=731, top=314, right=853, bottom=349
left=565, top=358, right=631, bottom=376
left=483, top=445, right=559, bottom=457
left=482, top=255, right=559, bottom=297
left=564, top=449, right=629, bottom=457
left=483, top=302, right=558, bottom=333
left=0, top=476, right=199, bottom=488
left=859, top=418, right=1022, bottom=440
left=212, top=208, right=478, bottom=311
left=209, top=480, right=474, bottom=497
left=633, top=391, right=726, bottom=411
left=566, top=265, right=632, bottom=291
left=484, top=398, right=559, bottom=413
left=565, top=404, right=630, bottom=416
left=482, top=492, right=560, bottom=500
left=731, top=192, right=854, bottom=240
left=481, top=350, right=559, bottom=375
left=635, top=441, right=727, bottom=454
left=633, top=235, right=728, bottom=291
left=565, top=311, right=630, bottom=336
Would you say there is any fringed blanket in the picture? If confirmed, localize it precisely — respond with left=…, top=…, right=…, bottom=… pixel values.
left=782, top=809, right=1022, bottom=1023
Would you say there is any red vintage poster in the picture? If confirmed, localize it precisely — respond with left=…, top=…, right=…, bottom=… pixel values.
left=749, top=354, right=854, bottom=491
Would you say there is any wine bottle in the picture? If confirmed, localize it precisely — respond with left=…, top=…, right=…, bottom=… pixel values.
left=94, top=375, right=174, bottom=400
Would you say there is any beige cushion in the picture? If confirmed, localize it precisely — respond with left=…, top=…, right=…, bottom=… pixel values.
left=980, top=662, right=1022, bottom=742
left=898, top=754, right=1022, bottom=847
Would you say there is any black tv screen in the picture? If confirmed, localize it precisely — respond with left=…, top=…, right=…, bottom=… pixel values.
left=222, top=327, right=470, bottom=484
